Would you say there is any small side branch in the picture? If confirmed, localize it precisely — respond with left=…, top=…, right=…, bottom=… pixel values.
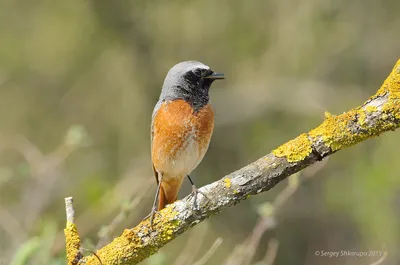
left=65, top=197, right=76, bottom=223
left=64, top=197, right=82, bottom=265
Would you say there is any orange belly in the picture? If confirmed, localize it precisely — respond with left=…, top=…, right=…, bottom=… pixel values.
left=151, top=100, right=214, bottom=181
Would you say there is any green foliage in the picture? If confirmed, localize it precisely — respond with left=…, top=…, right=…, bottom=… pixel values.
left=10, top=237, right=41, bottom=265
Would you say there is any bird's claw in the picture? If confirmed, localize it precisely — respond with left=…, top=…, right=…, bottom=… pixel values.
left=143, top=206, right=162, bottom=228
left=190, top=185, right=210, bottom=210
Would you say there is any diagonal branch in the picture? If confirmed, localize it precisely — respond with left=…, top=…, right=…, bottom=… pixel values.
left=65, top=59, right=400, bottom=265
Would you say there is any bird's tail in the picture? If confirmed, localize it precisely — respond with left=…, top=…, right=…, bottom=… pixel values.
left=157, top=181, right=180, bottom=211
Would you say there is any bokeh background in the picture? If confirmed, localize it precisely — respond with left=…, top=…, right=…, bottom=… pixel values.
left=1, top=0, right=400, bottom=264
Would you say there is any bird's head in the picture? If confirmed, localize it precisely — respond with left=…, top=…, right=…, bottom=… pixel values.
left=160, top=61, right=224, bottom=110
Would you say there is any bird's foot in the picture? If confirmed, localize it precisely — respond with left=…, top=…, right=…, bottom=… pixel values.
left=190, top=185, right=210, bottom=210
left=143, top=206, right=162, bottom=228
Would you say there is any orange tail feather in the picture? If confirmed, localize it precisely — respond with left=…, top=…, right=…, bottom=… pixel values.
left=157, top=183, right=179, bottom=211
left=157, top=186, right=167, bottom=211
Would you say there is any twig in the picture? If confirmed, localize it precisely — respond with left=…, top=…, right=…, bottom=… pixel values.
left=65, top=197, right=76, bottom=223
left=223, top=171, right=299, bottom=265
left=64, top=197, right=82, bottom=265
left=96, top=185, right=150, bottom=249
left=193, top=238, right=223, bottom=265
left=173, top=223, right=209, bottom=265
left=242, top=159, right=326, bottom=264
left=80, top=248, right=103, bottom=265
left=72, top=59, right=400, bottom=265
left=0, top=134, right=83, bottom=264
left=14, top=133, right=82, bottom=231
left=0, top=205, right=26, bottom=246
left=53, top=169, right=151, bottom=255
left=262, top=239, right=279, bottom=265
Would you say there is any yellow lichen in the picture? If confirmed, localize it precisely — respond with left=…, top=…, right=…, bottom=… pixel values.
left=324, top=111, right=333, bottom=119
left=358, top=111, right=367, bottom=126
left=272, top=133, right=312, bottom=162
left=81, top=206, right=181, bottom=265
left=309, top=59, right=400, bottom=151
left=358, top=106, right=378, bottom=126
left=309, top=109, right=362, bottom=151
left=365, top=105, right=378, bottom=113
left=379, top=60, right=400, bottom=120
left=376, top=60, right=400, bottom=97
left=224, top=178, right=231, bottom=188
left=64, top=221, right=81, bottom=265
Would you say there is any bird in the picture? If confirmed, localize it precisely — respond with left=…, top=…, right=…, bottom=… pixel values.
left=147, top=61, right=224, bottom=225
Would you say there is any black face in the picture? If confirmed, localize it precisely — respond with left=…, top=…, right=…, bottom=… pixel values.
left=178, top=67, right=216, bottom=111
left=184, top=68, right=215, bottom=87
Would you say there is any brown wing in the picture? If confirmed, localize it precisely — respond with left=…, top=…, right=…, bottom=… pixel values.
left=151, top=100, right=163, bottom=185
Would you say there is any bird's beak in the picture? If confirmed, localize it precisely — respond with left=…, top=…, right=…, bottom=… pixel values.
left=204, top=72, right=225, bottom=80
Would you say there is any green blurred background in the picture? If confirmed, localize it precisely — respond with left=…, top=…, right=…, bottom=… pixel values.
left=0, top=0, right=399, bottom=264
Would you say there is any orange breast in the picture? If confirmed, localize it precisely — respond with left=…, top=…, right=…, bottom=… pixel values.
left=151, top=99, right=214, bottom=179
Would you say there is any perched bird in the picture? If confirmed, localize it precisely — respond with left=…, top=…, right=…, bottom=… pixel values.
left=148, top=61, right=224, bottom=224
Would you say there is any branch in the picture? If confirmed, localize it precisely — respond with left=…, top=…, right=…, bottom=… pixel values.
left=65, top=59, right=400, bottom=265
left=64, top=197, right=82, bottom=265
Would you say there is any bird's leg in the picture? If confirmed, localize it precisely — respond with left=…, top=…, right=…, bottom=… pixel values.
left=187, top=175, right=209, bottom=210
left=143, top=172, right=163, bottom=227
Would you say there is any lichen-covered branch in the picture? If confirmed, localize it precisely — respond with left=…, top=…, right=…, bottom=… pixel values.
left=64, top=197, right=82, bottom=265
left=65, top=59, right=400, bottom=265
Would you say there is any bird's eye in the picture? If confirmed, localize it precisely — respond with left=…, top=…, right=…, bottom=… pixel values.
left=193, top=69, right=202, bottom=77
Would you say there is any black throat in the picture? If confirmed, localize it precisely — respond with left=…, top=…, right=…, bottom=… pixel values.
left=177, top=85, right=210, bottom=112
left=178, top=74, right=214, bottom=112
